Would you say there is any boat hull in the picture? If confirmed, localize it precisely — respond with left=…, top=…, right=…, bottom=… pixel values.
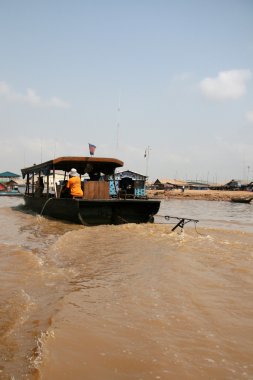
left=23, top=196, right=161, bottom=225
left=230, top=197, right=253, bottom=204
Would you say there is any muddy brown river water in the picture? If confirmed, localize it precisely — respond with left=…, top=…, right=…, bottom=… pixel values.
left=0, top=197, right=252, bottom=379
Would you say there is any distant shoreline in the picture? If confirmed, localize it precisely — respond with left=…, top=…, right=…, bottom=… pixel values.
left=147, top=189, right=253, bottom=202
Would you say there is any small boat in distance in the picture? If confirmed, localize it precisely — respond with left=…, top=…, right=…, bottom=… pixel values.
left=21, top=156, right=161, bottom=225
left=230, top=197, right=253, bottom=204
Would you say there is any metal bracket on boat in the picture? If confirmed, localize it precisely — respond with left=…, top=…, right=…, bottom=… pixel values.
left=164, top=216, right=199, bottom=232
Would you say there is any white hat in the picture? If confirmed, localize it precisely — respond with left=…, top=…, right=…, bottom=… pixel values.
left=69, top=168, right=78, bottom=177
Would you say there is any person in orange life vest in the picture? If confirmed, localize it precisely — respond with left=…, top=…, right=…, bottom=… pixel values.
left=66, top=168, right=83, bottom=198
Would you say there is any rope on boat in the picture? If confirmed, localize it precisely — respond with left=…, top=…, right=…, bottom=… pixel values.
left=115, top=214, right=155, bottom=224
left=78, top=212, right=88, bottom=226
left=40, top=198, right=53, bottom=216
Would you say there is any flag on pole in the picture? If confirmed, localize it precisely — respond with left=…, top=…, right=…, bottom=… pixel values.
left=88, top=143, right=96, bottom=156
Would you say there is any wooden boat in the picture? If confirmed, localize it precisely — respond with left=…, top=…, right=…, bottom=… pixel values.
left=230, top=197, right=253, bottom=204
left=21, top=156, right=160, bottom=225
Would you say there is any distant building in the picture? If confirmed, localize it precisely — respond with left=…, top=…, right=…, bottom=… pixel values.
left=0, top=171, right=20, bottom=183
left=0, top=171, right=22, bottom=189
left=223, top=179, right=250, bottom=191
left=186, top=181, right=210, bottom=190
left=108, top=170, right=147, bottom=198
left=152, top=178, right=212, bottom=190
left=152, top=177, right=253, bottom=192
left=0, top=183, right=7, bottom=191
left=152, top=179, right=187, bottom=190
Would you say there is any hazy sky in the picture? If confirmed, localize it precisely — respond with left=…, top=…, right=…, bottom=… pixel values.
left=0, top=0, right=252, bottom=182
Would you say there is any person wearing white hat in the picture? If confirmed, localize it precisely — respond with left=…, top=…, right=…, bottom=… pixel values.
left=66, top=168, right=83, bottom=198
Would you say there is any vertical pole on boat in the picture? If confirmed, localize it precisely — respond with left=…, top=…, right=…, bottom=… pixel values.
left=145, top=146, right=151, bottom=178
left=26, top=174, right=29, bottom=195
left=46, top=175, right=49, bottom=197
left=53, top=166, right=55, bottom=190
left=40, top=139, right=43, bottom=163
left=32, top=173, right=34, bottom=195
left=53, top=141, right=57, bottom=159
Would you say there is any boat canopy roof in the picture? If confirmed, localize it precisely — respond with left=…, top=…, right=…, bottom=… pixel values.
left=21, top=156, right=124, bottom=178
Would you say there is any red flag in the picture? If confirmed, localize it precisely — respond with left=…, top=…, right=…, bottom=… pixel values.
left=89, top=143, right=96, bottom=156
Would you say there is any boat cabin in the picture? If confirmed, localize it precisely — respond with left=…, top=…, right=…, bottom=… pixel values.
left=21, top=156, right=124, bottom=200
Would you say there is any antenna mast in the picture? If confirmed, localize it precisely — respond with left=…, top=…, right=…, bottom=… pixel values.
left=145, top=146, right=151, bottom=177
left=116, top=93, right=120, bottom=150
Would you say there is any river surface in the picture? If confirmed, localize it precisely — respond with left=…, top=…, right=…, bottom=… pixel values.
left=0, top=197, right=252, bottom=380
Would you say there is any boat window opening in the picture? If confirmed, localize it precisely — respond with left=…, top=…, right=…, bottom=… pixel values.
left=89, top=171, right=100, bottom=181
left=120, top=178, right=135, bottom=197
